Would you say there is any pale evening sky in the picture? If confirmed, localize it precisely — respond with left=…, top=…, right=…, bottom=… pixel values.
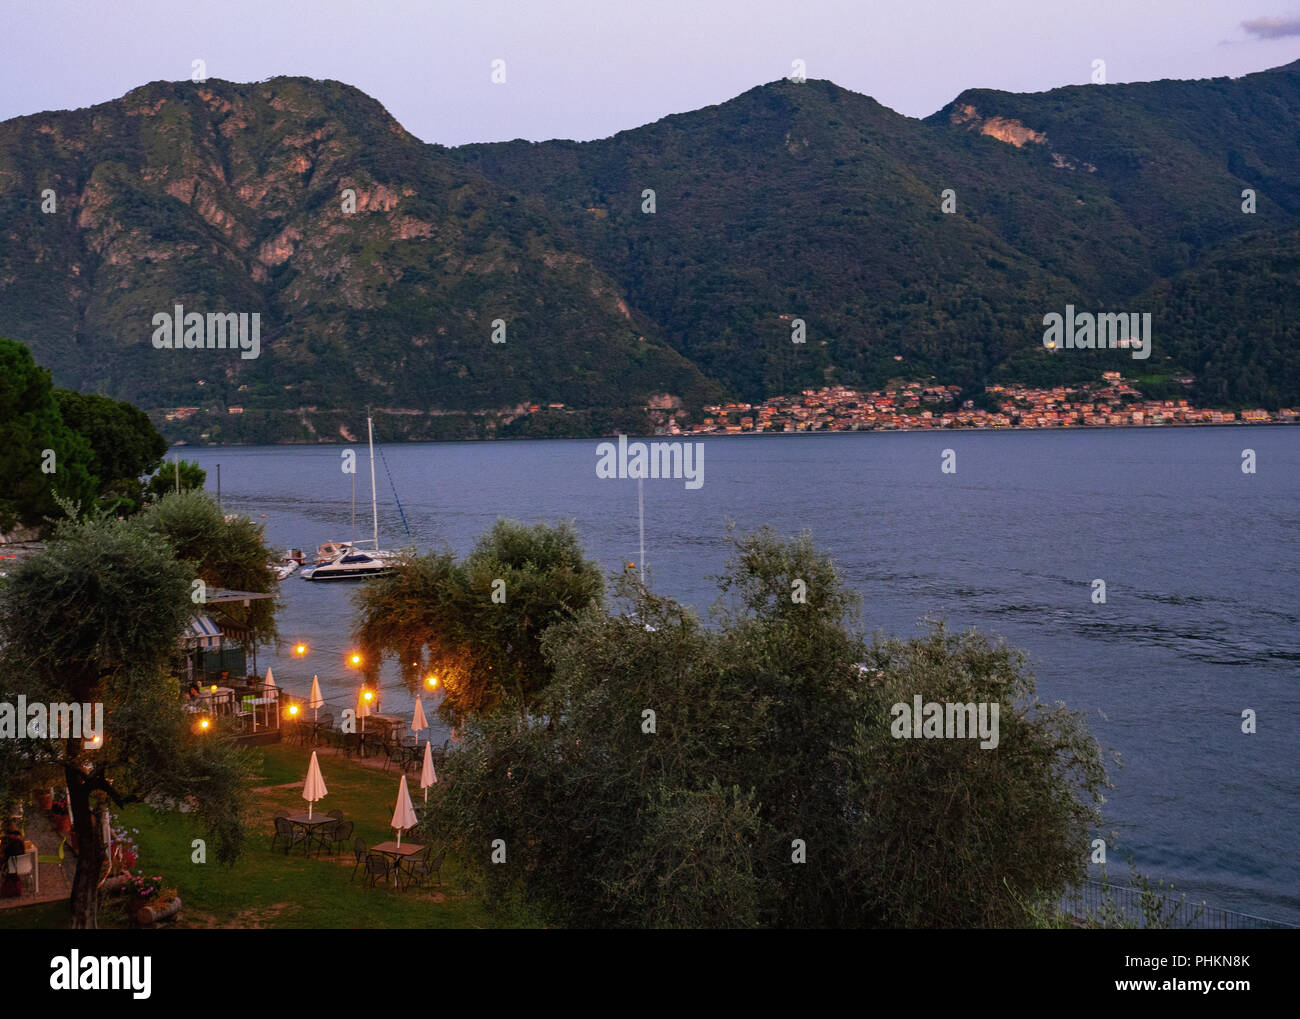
left=1, top=0, right=1298, bottom=146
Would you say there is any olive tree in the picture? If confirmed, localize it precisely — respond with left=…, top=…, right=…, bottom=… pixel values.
left=0, top=512, right=254, bottom=928
left=427, top=527, right=1108, bottom=928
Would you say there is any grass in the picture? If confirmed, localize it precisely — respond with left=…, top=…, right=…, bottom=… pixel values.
left=0, top=741, right=534, bottom=929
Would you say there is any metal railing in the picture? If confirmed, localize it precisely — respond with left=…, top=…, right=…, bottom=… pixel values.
left=1063, top=879, right=1297, bottom=930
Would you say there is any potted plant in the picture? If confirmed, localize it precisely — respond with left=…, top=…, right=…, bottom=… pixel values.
left=49, top=793, right=71, bottom=833
left=126, top=873, right=163, bottom=911
left=35, top=788, right=53, bottom=812
left=127, top=874, right=181, bottom=925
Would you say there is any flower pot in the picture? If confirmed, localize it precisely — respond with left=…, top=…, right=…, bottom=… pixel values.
left=36, top=792, right=53, bottom=811
left=54, top=816, right=71, bottom=834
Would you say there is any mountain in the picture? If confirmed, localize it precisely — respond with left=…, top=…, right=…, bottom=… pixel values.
left=457, top=62, right=1300, bottom=406
left=0, top=78, right=714, bottom=442
left=1, top=63, right=1298, bottom=443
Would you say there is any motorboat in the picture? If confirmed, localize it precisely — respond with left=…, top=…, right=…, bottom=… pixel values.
left=270, top=549, right=303, bottom=581
left=300, top=541, right=397, bottom=581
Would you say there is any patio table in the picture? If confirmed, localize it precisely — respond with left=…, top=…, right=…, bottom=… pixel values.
left=370, top=841, right=423, bottom=890
left=284, top=814, right=336, bottom=854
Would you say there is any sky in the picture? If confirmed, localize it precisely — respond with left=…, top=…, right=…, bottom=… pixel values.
left=2, top=1, right=1299, bottom=146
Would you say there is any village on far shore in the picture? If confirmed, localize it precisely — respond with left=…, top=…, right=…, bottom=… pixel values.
left=659, top=372, right=1293, bottom=435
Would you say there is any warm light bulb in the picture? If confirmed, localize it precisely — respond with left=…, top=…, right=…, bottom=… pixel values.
left=295, top=644, right=307, bottom=656
left=363, top=690, right=373, bottom=701
left=349, top=653, right=362, bottom=666
left=289, top=705, right=299, bottom=716
left=200, top=719, right=210, bottom=730
left=426, top=676, right=437, bottom=688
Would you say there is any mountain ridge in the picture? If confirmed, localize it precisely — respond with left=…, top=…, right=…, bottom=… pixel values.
left=1, top=63, right=1298, bottom=443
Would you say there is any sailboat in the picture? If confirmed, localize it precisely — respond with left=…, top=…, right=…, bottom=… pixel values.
left=301, top=414, right=398, bottom=581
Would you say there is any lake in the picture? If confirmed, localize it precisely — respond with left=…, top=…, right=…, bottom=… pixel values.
left=185, top=426, right=1300, bottom=923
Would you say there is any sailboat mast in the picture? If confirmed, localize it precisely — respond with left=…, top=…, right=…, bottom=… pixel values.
left=368, top=412, right=379, bottom=549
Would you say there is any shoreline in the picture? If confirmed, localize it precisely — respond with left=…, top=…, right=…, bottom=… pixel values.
left=169, top=419, right=1300, bottom=449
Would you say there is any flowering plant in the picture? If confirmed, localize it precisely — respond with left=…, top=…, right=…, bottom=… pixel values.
left=110, top=824, right=139, bottom=871
left=126, top=873, right=164, bottom=899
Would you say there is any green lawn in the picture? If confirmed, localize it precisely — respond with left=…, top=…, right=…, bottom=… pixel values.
left=1, top=742, right=532, bottom=929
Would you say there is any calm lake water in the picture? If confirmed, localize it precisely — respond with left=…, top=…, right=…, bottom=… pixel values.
left=186, top=427, right=1300, bottom=923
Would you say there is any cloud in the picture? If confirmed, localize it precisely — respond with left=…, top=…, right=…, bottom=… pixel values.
left=1241, top=15, right=1300, bottom=39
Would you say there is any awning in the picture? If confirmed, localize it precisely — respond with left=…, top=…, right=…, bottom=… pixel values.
left=180, top=615, right=223, bottom=650
left=206, top=588, right=276, bottom=605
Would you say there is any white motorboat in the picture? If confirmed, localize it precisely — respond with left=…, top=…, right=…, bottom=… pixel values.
left=300, top=541, right=397, bottom=580
left=302, top=415, right=398, bottom=582
left=270, top=549, right=303, bottom=581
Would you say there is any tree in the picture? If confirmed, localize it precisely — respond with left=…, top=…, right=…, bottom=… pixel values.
left=54, top=390, right=169, bottom=515
left=139, top=490, right=279, bottom=650
left=143, top=459, right=207, bottom=505
left=0, top=338, right=97, bottom=533
left=427, top=527, right=1108, bottom=927
left=0, top=512, right=255, bottom=928
left=354, top=519, right=604, bottom=722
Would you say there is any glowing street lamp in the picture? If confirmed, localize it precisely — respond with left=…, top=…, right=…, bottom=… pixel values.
left=358, top=685, right=375, bottom=731
left=425, top=675, right=438, bottom=689
left=293, top=643, right=309, bottom=657
left=347, top=651, right=363, bottom=668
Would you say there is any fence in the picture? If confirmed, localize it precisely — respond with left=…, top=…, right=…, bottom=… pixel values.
left=1063, top=879, right=1297, bottom=930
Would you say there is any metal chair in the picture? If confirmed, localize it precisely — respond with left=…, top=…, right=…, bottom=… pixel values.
left=380, top=740, right=401, bottom=772
left=311, top=819, right=341, bottom=857
left=350, top=837, right=368, bottom=883
left=271, top=817, right=302, bottom=855
left=330, top=820, right=354, bottom=857
left=364, top=852, right=393, bottom=889
left=403, top=846, right=446, bottom=889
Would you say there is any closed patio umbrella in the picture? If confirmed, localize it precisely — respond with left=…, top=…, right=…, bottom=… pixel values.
left=258, top=668, right=276, bottom=731
left=309, top=675, right=323, bottom=722
left=303, top=751, right=328, bottom=819
left=412, top=695, right=428, bottom=736
left=420, top=741, right=437, bottom=802
left=391, top=775, right=417, bottom=847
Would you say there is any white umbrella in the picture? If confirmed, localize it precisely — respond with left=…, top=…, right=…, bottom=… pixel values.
left=302, top=751, right=328, bottom=819
left=308, top=675, right=323, bottom=722
left=412, top=695, right=428, bottom=735
left=257, top=668, right=276, bottom=732
left=420, top=741, right=438, bottom=802
left=391, top=775, right=417, bottom=847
